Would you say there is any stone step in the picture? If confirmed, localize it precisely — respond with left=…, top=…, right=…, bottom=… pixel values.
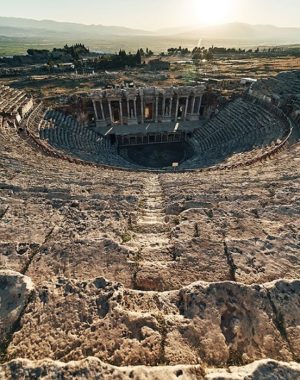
left=141, top=210, right=165, bottom=216
left=132, top=224, right=170, bottom=234
left=142, top=197, right=164, bottom=202
left=136, top=218, right=165, bottom=225
left=139, top=216, right=166, bottom=222
left=144, top=200, right=164, bottom=206
left=142, top=207, right=165, bottom=213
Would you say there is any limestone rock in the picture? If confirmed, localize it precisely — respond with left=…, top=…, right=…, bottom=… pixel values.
left=0, top=357, right=204, bottom=380
left=5, top=277, right=300, bottom=367
left=206, top=359, right=300, bottom=380
left=0, top=270, right=34, bottom=348
left=1, top=358, right=300, bottom=380
left=265, top=280, right=300, bottom=360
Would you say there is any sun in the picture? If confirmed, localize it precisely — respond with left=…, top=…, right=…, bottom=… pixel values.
left=193, top=0, right=234, bottom=26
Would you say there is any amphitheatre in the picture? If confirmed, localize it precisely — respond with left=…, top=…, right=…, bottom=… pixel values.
left=0, top=66, right=300, bottom=380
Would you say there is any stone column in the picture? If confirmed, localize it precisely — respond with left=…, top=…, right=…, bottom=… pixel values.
left=197, top=94, right=203, bottom=115
left=175, top=97, right=180, bottom=121
left=100, top=99, right=105, bottom=120
left=191, top=96, right=196, bottom=114
left=119, top=100, right=123, bottom=125
left=155, top=96, right=159, bottom=123
left=133, top=98, right=137, bottom=121
left=108, top=100, right=113, bottom=124
left=92, top=100, right=99, bottom=120
left=184, top=97, right=189, bottom=121
left=141, top=96, right=144, bottom=124
left=169, top=97, right=173, bottom=118
left=127, top=99, right=130, bottom=119
left=162, top=95, right=166, bottom=120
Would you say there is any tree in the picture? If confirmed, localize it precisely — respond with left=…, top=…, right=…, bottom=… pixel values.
left=47, top=60, right=55, bottom=71
left=135, top=49, right=142, bottom=65
left=204, top=50, right=214, bottom=61
left=118, top=49, right=127, bottom=58
left=147, top=49, right=154, bottom=57
left=192, top=47, right=202, bottom=60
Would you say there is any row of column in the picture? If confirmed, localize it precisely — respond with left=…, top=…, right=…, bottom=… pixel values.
left=93, top=94, right=203, bottom=125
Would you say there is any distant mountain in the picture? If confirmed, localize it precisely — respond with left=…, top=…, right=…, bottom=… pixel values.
left=172, top=23, right=300, bottom=43
left=0, top=17, right=299, bottom=45
left=0, top=17, right=152, bottom=38
left=155, top=26, right=197, bottom=36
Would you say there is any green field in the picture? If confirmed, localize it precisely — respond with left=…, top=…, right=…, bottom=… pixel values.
left=0, top=36, right=199, bottom=57
left=2, top=36, right=298, bottom=57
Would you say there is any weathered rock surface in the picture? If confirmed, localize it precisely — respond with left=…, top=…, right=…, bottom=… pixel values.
left=160, top=142, right=300, bottom=288
left=266, top=280, right=300, bottom=360
left=0, top=270, right=34, bottom=351
left=206, top=359, right=300, bottom=380
left=1, top=130, right=300, bottom=292
left=3, top=277, right=299, bottom=367
left=0, top=357, right=203, bottom=380
left=1, top=358, right=300, bottom=380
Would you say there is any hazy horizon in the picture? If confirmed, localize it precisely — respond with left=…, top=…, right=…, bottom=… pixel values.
left=1, top=0, right=300, bottom=30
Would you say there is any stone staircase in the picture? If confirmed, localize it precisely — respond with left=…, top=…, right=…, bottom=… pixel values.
left=125, top=175, right=175, bottom=290
left=135, top=175, right=169, bottom=233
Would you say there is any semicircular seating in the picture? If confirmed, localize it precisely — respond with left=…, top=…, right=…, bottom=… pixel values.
left=25, top=95, right=293, bottom=172
left=182, top=96, right=291, bottom=169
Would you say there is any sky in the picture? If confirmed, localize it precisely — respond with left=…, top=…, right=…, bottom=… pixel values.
left=1, top=0, right=300, bottom=30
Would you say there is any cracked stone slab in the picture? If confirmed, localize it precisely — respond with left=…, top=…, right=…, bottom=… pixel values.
left=5, top=278, right=300, bottom=367
left=264, top=280, right=300, bottom=360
